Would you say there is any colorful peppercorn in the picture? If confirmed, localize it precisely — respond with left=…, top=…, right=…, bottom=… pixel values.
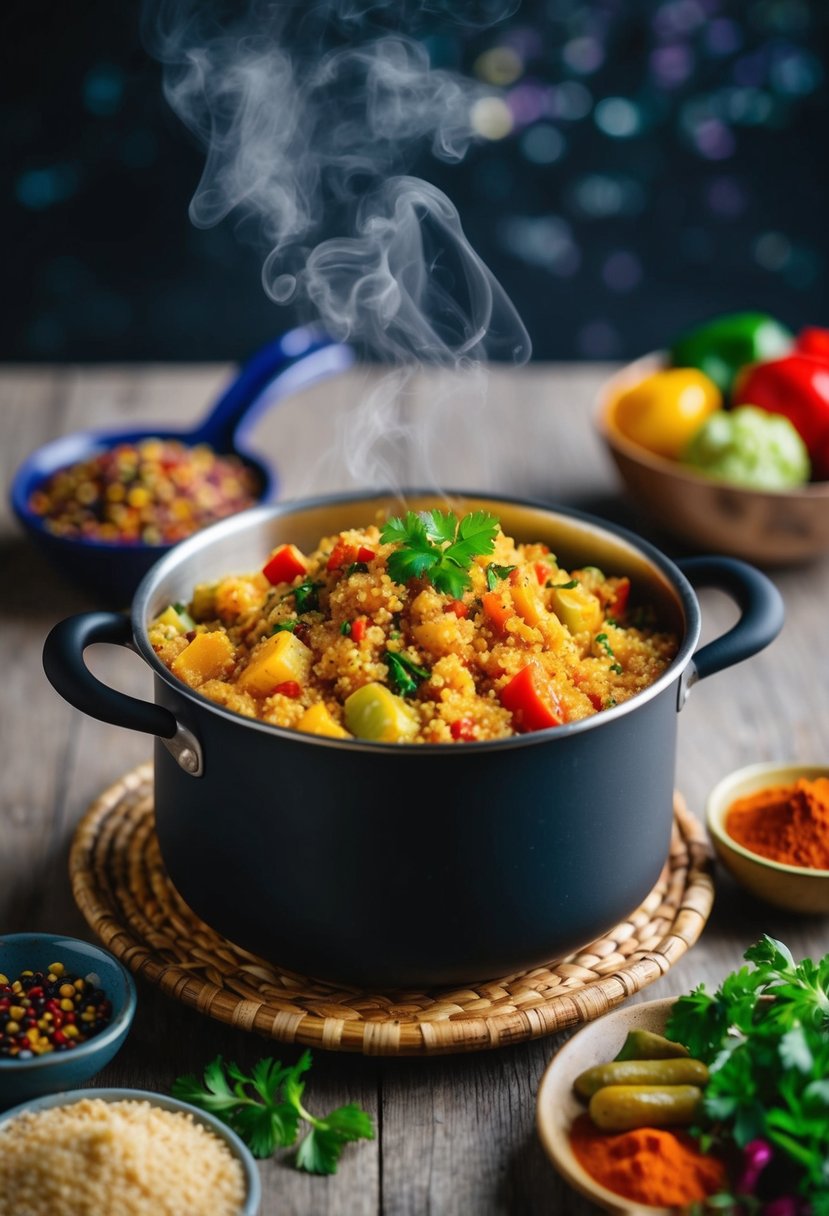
left=28, top=438, right=260, bottom=546
left=0, top=962, right=112, bottom=1058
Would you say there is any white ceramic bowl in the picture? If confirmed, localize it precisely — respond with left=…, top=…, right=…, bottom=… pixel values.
left=706, top=761, right=829, bottom=914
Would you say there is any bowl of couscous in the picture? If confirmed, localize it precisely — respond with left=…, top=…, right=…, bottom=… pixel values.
left=43, top=491, right=783, bottom=987
left=0, top=1087, right=261, bottom=1215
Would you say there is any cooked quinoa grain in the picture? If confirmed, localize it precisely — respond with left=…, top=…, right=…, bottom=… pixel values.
left=0, top=1098, right=247, bottom=1216
left=150, top=518, right=679, bottom=744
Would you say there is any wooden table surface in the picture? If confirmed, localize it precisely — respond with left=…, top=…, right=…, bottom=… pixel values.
left=2, top=362, right=828, bottom=1215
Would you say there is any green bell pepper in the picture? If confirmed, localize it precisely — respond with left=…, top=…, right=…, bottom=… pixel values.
left=670, top=312, right=792, bottom=395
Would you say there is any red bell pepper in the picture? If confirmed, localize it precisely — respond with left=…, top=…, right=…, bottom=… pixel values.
left=327, top=540, right=376, bottom=571
left=482, top=590, right=513, bottom=635
left=350, top=616, right=368, bottom=643
left=737, top=354, right=829, bottom=479
left=271, top=681, right=302, bottom=698
left=444, top=599, right=469, bottom=618
left=450, top=718, right=476, bottom=741
left=499, top=662, right=563, bottom=732
left=796, top=327, right=829, bottom=362
left=262, top=544, right=308, bottom=585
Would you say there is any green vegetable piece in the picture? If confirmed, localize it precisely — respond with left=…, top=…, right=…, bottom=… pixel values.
left=272, top=620, right=298, bottom=634
left=293, top=578, right=322, bottom=614
left=343, top=683, right=419, bottom=742
left=384, top=651, right=429, bottom=697
left=345, top=562, right=369, bottom=577
left=171, top=1051, right=374, bottom=1172
left=671, top=311, right=793, bottom=395
left=573, top=1058, right=708, bottom=1099
left=614, top=1029, right=690, bottom=1061
left=682, top=405, right=810, bottom=490
left=381, top=509, right=498, bottom=598
left=485, top=563, right=516, bottom=591
left=589, top=1084, right=703, bottom=1132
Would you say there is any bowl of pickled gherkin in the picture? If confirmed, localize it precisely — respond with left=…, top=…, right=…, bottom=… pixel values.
left=536, top=997, right=724, bottom=1214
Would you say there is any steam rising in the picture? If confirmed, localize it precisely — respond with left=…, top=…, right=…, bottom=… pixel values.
left=145, top=0, right=530, bottom=484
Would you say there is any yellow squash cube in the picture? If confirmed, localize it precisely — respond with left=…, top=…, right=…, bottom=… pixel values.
left=549, top=585, right=603, bottom=636
left=296, top=703, right=351, bottom=739
left=171, top=631, right=235, bottom=687
left=238, top=631, right=312, bottom=696
left=344, top=683, right=419, bottom=742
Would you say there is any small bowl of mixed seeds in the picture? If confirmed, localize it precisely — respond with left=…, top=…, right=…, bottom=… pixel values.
left=0, top=933, right=136, bottom=1109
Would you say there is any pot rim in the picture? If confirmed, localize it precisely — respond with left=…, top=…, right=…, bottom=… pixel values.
left=131, top=488, right=701, bottom=753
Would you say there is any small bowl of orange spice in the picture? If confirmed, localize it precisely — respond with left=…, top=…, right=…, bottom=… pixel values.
left=706, top=761, right=829, bottom=914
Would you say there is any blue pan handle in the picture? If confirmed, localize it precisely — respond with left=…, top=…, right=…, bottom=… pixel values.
left=676, top=556, right=784, bottom=710
left=43, top=612, right=204, bottom=776
left=189, top=326, right=355, bottom=453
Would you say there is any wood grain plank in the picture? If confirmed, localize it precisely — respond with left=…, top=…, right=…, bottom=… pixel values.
left=3, top=364, right=829, bottom=1216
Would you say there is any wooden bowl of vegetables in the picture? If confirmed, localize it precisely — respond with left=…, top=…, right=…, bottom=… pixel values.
left=537, top=936, right=829, bottom=1214
left=597, top=314, right=829, bottom=566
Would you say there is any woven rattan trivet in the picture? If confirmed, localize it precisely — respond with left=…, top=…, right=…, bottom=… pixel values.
left=70, top=763, right=714, bottom=1056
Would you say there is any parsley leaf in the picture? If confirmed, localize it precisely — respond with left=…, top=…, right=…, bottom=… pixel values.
left=171, top=1051, right=374, bottom=1172
left=293, top=579, right=322, bottom=614
left=665, top=937, right=829, bottom=1206
left=381, top=509, right=498, bottom=596
left=485, top=563, right=516, bottom=591
left=385, top=651, right=430, bottom=697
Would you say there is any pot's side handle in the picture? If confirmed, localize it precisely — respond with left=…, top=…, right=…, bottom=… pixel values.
left=675, top=556, right=784, bottom=711
left=43, top=612, right=203, bottom=776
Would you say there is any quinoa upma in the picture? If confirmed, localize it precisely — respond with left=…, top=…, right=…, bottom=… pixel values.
left=149, top=510, right=678, bottom=744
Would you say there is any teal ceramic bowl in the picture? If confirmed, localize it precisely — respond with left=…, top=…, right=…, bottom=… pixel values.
left=0, top=933, right=136, bottom=1108
left=0, top=1087, right=261, bottom=1215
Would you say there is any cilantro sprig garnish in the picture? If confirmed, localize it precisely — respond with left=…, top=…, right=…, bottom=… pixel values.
left=667, top=936, right=829, bottom=1210
left=485, top=563, right=516, bottom=591
left=380, top=509, right=498, bottom=598
left=172, top=1051, right=374, bottom=1174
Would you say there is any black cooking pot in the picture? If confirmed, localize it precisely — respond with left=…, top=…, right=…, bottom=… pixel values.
left=43, top=491, right=783, bottom=987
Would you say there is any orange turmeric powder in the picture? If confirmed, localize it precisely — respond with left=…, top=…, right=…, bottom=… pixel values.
left=725, top=777, right=829, bottom=869
left=569, top=1114, right=728, bottom=1205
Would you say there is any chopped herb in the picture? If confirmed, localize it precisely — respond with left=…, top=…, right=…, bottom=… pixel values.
left=345, top=561, right=369, bottom=577
left=340, top=621, right=352, bottom=636
left=172, top=1051, right=374, bottom=1174
left=548, top=578, right=579, bottom=590
left=173, top=602, right=187, bottom=615
left=595, top=632, right=623, bottom=674
left=381, top=509, right=498, bottom=599
left=485, top=563, right=517, bottom=591
left=293, top=579, right=322, bottom=614
left=385, top=651, right=430, bottom=697
left=272, top=620, right=298, bottom=634
left=605, top=696, right=617, bottom=708
left=666, top=937, right=829, bottom=1212
left=388, top=630, right=401, bottom=640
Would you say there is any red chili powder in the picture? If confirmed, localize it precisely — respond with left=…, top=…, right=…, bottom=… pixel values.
left=569, top=1114, right=728, bottom=1206
left=725, top=777, right=829, bottom=870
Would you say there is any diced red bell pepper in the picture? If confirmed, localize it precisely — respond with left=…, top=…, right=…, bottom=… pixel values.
left=535, top=562, right=551, bottom=585
left=262, top=544, right=307, bottom=585
left=450, top=718, right=476, bottom=741
left=350, top=616, right=368, bottom=643
left=327, top=540, right=375, bottom=571
left=606, top=576, right=630, bottom=618
left=498, top=662, right=563, bottom=732
left=482, top=590, right=513, bottom=635
left=271, top=681, right=302, bottom=698
left=445, top=599, right=469, bottom=618
left=737, top=354, right=829, bottom=478
left=796, top=327, right=829, bottom=362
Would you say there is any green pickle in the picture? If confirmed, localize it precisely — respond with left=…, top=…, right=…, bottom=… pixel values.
left=574, top=1057, right=708, bottom=1098
left=614, top=1029, right=690, bottom=1061
left=588, top=1084, right=703, bottom=1132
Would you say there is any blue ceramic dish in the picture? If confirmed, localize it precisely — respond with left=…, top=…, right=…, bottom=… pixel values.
left=10, top=326, right=353, bottom=603
left=0, top=1087, right=261, bottom=1215
left=0, top=933, right=136, bottom=1109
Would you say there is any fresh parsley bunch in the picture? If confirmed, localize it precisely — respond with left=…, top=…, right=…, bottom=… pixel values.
left=667, top=936, right=829, bottom=1213
left=172, top=1050, right=374, bottom=1174
left=380, top=509, right=498, bottom=597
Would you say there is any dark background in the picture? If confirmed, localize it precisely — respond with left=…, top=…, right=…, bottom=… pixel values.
left=6, top=0, right=828, bottom=363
